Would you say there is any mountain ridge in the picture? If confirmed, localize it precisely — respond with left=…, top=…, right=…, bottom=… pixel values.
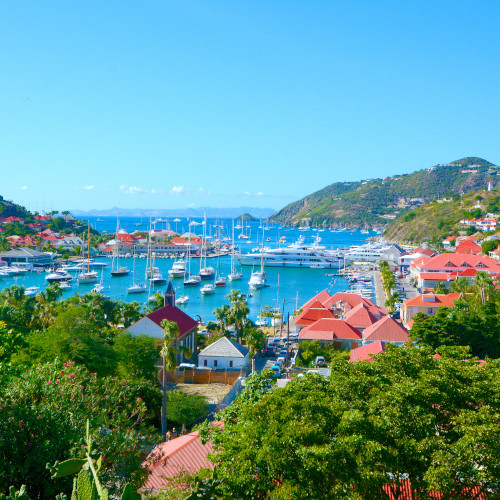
left=268, top=157, right=498, bottom=227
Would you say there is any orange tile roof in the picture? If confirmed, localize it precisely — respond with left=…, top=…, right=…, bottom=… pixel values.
left=350, top=341, right=385, bottom=362
left=295, top=307, right=334, bottom=326
left=420, top=253, right=500, bottom=272
left=344, top=302, right=379, bottom=329
left=302, top=290, right=332, bottom=310
left=363, top=316, right=409, bottom=343
left=299, top=318, right=361, bottom=341
left=402, top=293, right=461, bottom=308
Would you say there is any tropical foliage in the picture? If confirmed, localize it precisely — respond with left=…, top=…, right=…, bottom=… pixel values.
left=200, top=347, right=500, bottom=499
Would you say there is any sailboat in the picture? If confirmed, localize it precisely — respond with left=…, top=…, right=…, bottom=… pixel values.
left=248, top=227, right=267, bottom=289
left=199, top=210, right=215, bottom=280
left=110, top=214, right=130, bottom=277
left=228, top=219, right=242, bottom=281
left=184, top=227, right=201, bottom=287
left=78, top=224, right=99, bottom=284
left=145, top=222, right=166, bottom=286
left=127, top=249, right=146, bottom=294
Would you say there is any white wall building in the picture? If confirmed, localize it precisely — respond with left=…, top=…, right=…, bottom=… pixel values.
left=198, top=337, right=249, bottom=370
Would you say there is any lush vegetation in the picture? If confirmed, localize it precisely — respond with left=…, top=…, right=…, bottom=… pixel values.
left=295, top=339, right=350, bottom=367
left=200, top=348, right=500, bottom=499
left=269, top=157, right=498, bottom=227
left=384, top=186, right=500, bottom=244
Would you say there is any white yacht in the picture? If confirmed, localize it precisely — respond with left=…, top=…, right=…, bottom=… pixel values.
left=237, top=243, right=343, bottom=269
left=343, top=242, right=391, bottom=263
left=175, top=294, right=189, bottom=305
left=200, top=283, right=215, bottom=295
left=168, top=259, right=186, bottom=278
left=127, top=282, right=147, bottom=294
left=248, top=270, right=266, bottom=289
left=46, top=270, right=73, bottom=283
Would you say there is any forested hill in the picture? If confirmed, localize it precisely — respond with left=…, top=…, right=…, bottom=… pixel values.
left=0, top=195, right=32, bottom=219
left=268, top=157, right=499, bottom=227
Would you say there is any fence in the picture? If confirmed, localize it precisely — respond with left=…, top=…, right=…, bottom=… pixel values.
left=217, top=377, right=245, bottom=410
left=158, top=369, right=244, bottom=385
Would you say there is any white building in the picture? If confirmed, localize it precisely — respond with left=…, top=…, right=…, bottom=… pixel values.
left=198, top=337, right=249, bottom=370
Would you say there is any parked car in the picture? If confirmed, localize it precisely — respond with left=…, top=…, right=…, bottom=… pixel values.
left=262, top=346, right=275, bottom=357
left=178, top=363, right=196, bottom=371
left=315, top=356, right=326, bottom=367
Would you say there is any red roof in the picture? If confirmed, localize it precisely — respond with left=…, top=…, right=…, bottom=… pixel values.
left=350, top=341, right=385, bottom=362
left=419, top=253, right=500, bottom=273
left=301, top=290, right=332, bottom=310
left=414, top=247, right=436, bottom=256
left=295, top=307, right=334, bottom=326
left=142, top=423, right=223, bottom=491
left=146, top=304, right=198, bottom=336
left=344, top=303, right=379, bottom=329
left=362, top=316, right=409, bottom=343
left=299, top=318, right=361, bottom=341
left=324, top=292, right=383, bottom=317
left=402, top=293, right=461, bottom=308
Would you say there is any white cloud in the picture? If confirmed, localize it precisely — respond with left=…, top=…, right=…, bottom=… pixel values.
left=169, top=186, right=211, bottom=196
left=20, top=186, right=28, bottom=190
left=170, top=186, right=186, bottom=195
left=243, top=191, right=265, bottom=198
left=120, top=185, right=163, bottom=195
left=187, top=203, right=196, bottom=208
left=82, top=185, right=95, bottom=190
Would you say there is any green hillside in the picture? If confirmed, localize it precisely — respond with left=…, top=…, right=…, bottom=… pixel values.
left=383, top=186, right=500, bottom=244
left=0, top=195, right=32, bottom=219
left=268, top=157, right=499, bottom=227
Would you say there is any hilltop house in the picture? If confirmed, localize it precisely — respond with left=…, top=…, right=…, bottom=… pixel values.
left=126, top=282, right=198, bottom=364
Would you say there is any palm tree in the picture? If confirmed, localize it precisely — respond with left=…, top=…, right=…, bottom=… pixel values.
left=226, top=291, right=249, bottom=343
left=473, top=271, right=494, bottom=307
left=449, top=277, right=472, bottom=295
left=213, top=304, right=230, bottom=334
left=160, top=319, right=179, bottom=442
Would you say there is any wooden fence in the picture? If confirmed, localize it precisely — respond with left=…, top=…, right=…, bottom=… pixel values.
left=158, top=369, right=243, bottom=385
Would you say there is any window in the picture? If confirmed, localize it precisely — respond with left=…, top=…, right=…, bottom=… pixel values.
left=213, top=360, right=218, bottom=367
left=427, top=308, right=433, bottom=315
left=204, top=359, right=207, bottom=366
left=229, top=361, right=233, bottom=368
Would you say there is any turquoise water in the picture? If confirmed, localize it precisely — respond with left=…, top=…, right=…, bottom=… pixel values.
left=2, top=219, right=375, bottom=323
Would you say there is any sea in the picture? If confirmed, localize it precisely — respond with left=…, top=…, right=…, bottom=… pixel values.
left=2, top=216, right=377, bottom=324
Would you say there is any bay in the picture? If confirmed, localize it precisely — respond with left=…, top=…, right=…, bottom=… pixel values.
left=2, top=217, right=375, bottom=324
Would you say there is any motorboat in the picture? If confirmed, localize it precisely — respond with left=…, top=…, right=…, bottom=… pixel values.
left=59, top=281, right=72, bottom=290
left=175, top=294, right=189, bottom=305
left=168, top=259, right=186, bottom=278
left=46, top=270, right=73, bottom=283
left=24, top=286, right=40, bottom=297
left=149, top=273, right=167, bottom=286
left=248, top=270, right=266, bottom=289
left=200, top=283, right=215, bottom=295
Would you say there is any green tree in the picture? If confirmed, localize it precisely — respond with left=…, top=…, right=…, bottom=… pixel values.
left=114, top=332, right=160, bottom=381
left=225, top=290, right=249, bottom=343
left=0, top=361, right=159, bottom=498
left=201, top=347, right=500, bottom=499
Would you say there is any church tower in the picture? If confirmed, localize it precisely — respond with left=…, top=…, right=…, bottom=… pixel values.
left=164, top=280, right=176, bottom=307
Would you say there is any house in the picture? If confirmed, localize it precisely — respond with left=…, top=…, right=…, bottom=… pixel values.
left=343, top=302, right=380, bottom=332
left=362, top=316, right=410, bottom=345
left=298, top=318, right=362, bottom=350
left=350, top=341, right=386, bottom=362
left=0, top=247, right=54, bottom=268
left=140, top=422, right=223, bottom=495
left=52, top=236, right=84, bottom=251
left=198, top=337, right=249, bottom=370
left=380, top=244, right=407, bottom=266
left=294, top=304, right=335, bottom=330
left=454, top=239, right=482, bottom=255
left=126, top=282, right=198, bottom=363
left=400, top=293, right=461, bottom=329
left=399, top=248, right=436, bottom=273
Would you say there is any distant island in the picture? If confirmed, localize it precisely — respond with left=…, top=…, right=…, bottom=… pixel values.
left=71, top=206, right=276, bottom=220
left=236, top=213, right=259, bottom=222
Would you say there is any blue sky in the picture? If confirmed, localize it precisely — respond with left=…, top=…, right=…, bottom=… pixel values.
left=1, top=1, right=499, bottom=213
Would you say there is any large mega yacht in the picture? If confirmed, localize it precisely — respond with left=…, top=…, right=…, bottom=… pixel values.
left=237, top=243, right=343, bottom=269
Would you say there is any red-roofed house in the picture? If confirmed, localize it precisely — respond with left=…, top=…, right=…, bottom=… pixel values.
left=350, top=341, right=386, bottom=362
left=295, top=307, right=334, bottom=329
left=140, top=422, right=223, bottom=495
left=299, top=318, right=362, bottom=350
left=323, top=292, right=385, bottom=319
left=400, top=293, right=461, bottom=329
left=362, top=316, right=410, bottom=345
left=301, top=290, right=332, bottom=311
left=4, top=216, right=24, bottom=224
left=413, top=253, right=500, bottom=291
left=454, top=239, right=482, bottom=255
left=343, top=302, right=379, bottom=332
left=126, top=282, right=198, bottom=363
